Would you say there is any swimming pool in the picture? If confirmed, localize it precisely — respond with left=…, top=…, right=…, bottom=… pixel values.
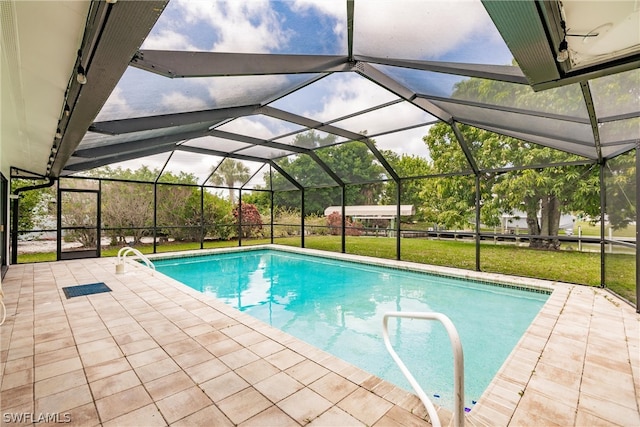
left=154, top=248, right=550, bottom=410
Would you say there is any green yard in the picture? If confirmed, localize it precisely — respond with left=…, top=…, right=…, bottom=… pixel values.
left=278, top=236, right=635, bottom=304
left=572, top=221, right=636, bottom=238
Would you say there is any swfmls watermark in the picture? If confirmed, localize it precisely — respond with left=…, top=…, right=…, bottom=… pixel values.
left=3, top=413, right=71, bottom=424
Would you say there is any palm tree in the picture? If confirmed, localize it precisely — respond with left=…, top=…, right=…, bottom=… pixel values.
left=208, top=159, right=250, bottom=204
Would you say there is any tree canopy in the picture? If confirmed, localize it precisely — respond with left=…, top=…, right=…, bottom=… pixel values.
left=268, top=131, right=386, bottom=214
left=12, top=178, right=54, bottom=231
left=605, top=150, right=636, bottom=230
left=419, top=74, right=607, bottom=248
left=423, top=125, right=599, bottom=248
left=208, top=158, right=251, bottom=204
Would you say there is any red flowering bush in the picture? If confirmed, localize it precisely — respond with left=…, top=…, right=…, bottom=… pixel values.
left=233, top=202, right=263, bottom=238
left=326, top=212, right=363, bottom=236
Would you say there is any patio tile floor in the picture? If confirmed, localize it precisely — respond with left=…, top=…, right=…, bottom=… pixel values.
left=0, top=250, right=638, bottom=426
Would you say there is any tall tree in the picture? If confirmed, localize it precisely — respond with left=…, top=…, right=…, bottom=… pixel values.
left=60, top=189, right=99, bottom=248
left=11, top=178, right=54, bottom=231
left=88, top=166, right=157, bottom=244
left=209, top=159, right=251, bottom=204
left=422, top=74, right=604, bottom=248
left=87, top=165, right=236, bottom=244
left=424, top=123, right=600, bottom=248
left=155, top=171, right=200, bottom=241
left=381, top=152, right=433, bottom=221
left=269, top=131, right=386, bottom=214
left=605, top=150, right=636, bottom=230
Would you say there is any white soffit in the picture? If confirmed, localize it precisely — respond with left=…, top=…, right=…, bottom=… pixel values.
left=563, top=1, right=640, bottom=70
left=1, top=1, right=89, bottom=176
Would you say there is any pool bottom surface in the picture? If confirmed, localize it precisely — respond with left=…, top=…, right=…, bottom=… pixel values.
left=154, top=249, right=549, bottom=410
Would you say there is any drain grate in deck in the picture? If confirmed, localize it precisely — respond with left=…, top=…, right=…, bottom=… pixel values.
left=62, top=282, right=112, bottom=299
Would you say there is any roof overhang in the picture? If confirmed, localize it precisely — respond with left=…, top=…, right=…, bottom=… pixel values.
left=1, top=1, right=89, bottom=177
left=482, top=0, right=640, bottom=91
left=48, top=0, right=168, bottom=177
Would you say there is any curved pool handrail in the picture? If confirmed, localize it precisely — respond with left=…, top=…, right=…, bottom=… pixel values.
left=382, top=311, right=464, bottom=427
left=117, top=246, right=155, bottom=272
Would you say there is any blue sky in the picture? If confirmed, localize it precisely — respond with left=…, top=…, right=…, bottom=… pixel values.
left=91, top=0, right=516, bottom=186
left=142, top=0, right=512, bottom=61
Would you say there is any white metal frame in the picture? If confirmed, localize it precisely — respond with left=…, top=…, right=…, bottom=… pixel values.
left=382, top=311, right=465, bottom=427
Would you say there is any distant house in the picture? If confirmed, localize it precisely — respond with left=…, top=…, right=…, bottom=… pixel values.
left=324, top=205, right=415, bottom=219
left=324, top=205, right=415, bottom=232
left=500, top=210, right=576, bottom=234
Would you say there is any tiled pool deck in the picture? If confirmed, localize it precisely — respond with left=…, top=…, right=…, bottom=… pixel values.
left=1, top=246, right=638, bottom=426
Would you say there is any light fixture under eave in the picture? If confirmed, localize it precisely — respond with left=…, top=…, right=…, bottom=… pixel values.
left=77, top=65, right=87, bottom=85
left=55, top=128, right=63, bottom=139
left=556, top=39, right=569, bottom=62
left=556, top=17, right=570, bottom=63
left=106, top=0, right=117, bottom=3
left=64, top=103, right=70, bottom=117
left=483, top=0, right=640, bottom=90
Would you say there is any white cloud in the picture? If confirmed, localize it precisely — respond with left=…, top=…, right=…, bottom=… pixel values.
left=293, top=73, right=434, bottom=158
left=96, top=1, right=449, bottom=175
left=175, top=0, right=291, bottom=52
left=334, top=102, right=430, bottom=136
left=304, top=74, right=397, bottom=122
left=353, top=0, right=497, bottom=59
left=375, top=126, right=433, bottom=158
left=291, top=0, right=346, bottom=42
left=197, top=74, right=290, bottom=106
left=218, top=117, right=278, bottom=139
left=291, top=0, right=344, bottom=20
left=142, top=29, right=198, bottom=51
left=163, top=150, right=219, bottom=182
left=160, top=92, right=209, bottom=112
left=95, top=87, right=134, bottom=122
left=107, top=153, right=171, bottom=174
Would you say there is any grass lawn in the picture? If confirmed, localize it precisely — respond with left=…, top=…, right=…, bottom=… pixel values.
left=279, top=236, right=635, bottom=304
left=573, top=221, right=635, bottom=238
left=17, top=235, right=636, bottom=304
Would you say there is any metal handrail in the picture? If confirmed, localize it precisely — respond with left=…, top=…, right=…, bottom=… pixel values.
left=116, top=246, right=155, bottom=273
left=382, top=311, right=464, bottom=427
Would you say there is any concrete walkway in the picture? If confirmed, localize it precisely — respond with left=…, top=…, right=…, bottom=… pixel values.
left=1, top=250, right=638, bottom=426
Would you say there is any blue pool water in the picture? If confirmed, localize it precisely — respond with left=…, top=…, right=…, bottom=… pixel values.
left=154, top=249, right=549, bottom=410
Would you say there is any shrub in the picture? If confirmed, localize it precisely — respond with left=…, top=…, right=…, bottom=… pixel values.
left=305, top=213, right=329, bottom=236
left=233, top=202, right=263, bottom=238
left=326, top=212, right=363, bottom=236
